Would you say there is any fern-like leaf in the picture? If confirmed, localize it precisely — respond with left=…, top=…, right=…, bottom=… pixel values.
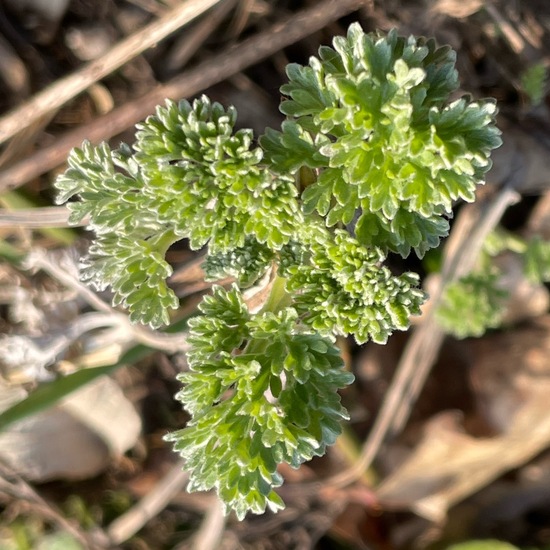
left=166, top=286, right=353, bottom=519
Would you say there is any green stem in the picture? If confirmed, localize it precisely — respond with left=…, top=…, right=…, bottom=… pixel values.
left=242, top=274, right=293, bottom=359
left=150, top=229, right=179, bottom=255
left=0, top=239, right=25, bottom=264
left=260, top=274, right=293, bottom=314
left=505, top=233, right=528, bottom=254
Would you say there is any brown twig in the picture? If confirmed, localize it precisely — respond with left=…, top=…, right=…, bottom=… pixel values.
left=388, top=185, right=521, bottom=434
left=107, top=460, right=189, bottom=545
left=163, top=0, right=239, bottom=75
left=0, top=0, right=368, bottom=193
left=0, top=0, right=224, bottom=146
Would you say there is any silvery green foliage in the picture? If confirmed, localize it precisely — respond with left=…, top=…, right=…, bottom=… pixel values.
left=436, top=234, right=550, bottom=338
left=262, top=24, right=501, bottom=257
left=55, top=141, right=180, bottom=327
left=283, top=223, right=425, bottom=344
left=436, top=270, right=507, bottom=338
left=203, top=237, right=275, bottom=287
left=165, top=285, right=353, bottom=519
left=55, top=24, right=501, bottom=519
left=55, top=98, right=301, bottom=327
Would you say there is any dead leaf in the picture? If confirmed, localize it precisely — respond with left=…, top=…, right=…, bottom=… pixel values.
left=376, top=377, right=550, bottom=522
left=430, top=0, right=484, bottom=19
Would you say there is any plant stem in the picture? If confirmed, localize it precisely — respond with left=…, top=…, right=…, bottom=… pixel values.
left=151, top=229, right=179, bottom=256
left=260, top=274, right=292, bottom=314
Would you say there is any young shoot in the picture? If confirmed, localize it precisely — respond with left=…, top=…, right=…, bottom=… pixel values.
left=55, top=24, right=501, bottom=519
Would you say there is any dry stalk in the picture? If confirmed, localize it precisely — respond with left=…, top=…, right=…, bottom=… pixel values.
left=0, top=0, right=224, bottom=146
left=107, top=460, right=189, bottom=545
left=0, top=0, right=369, bottom=193
left=326, top=184, right=520, bottom=489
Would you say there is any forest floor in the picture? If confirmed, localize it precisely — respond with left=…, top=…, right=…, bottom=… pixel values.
left=1, top=0, right=550, bottom=548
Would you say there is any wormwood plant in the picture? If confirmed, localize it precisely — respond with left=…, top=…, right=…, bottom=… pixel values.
left=54, top=24, right=501, bottom=519
left=436, top=230, right=550, bottom=338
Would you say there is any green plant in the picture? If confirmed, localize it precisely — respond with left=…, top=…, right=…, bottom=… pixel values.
left=436, top=230, right=550, bottom=338
left=54, top=24, right=501, bottom=519
left=520, top=61, right=547, bottom=107
left=436, top=269, right=507, bottom=338
left=446, top=540, right=519, bottom=550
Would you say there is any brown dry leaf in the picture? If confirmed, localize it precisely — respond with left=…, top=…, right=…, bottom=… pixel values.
left=376, top=375, right=550, bottom=523
left=468, top=317, right=550, bottom=431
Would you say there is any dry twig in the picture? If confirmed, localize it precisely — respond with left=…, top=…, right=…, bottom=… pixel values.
left=107, top=460, right=189, bottom=545
left=163, top=0, right=239, bottom=74
left=0, top=0, right=368, bottom=193
left=327, top=184, right=520, bottom=489
left=0, top=0, right=224, bottom=146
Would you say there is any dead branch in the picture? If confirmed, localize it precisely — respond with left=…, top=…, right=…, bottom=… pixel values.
left=107, top=460, right=189, bottom=546
left=326, top=184, right=520, bottom=489
left=0, top=0, right=224, bottom=146
left=0, top=0, right=368, bottom=193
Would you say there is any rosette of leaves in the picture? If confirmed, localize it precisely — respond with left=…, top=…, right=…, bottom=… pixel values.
left=54, top=23, right=502, bottom=519
left=284, top=224, right=426, bottom=344
left=165, top=285, right=354, bottom=519
left=261, top=23, right=502, bottom=257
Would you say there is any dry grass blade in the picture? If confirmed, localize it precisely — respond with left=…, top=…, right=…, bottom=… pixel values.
left=0, top=206, right=86, bottom=227
left=163, top=0, right=240, bottom=73
left=0, top=0, right=369, bottom=193
left=0, top=0, right=224, bottom=146
left=387, top=186, right=521, bottom=431
left=484, top=3, right=526, bottom=54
